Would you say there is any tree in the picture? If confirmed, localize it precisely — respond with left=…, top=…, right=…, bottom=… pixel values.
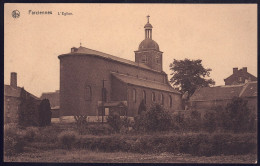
left=169, top=58, right=215, bottom=98
left=107, top=112, right=122, bottom=133
left=38, top=99, right=52, bottom=127
left=225, top=97, right=252, bottom=133
left=134, top=104, right=172, bottom=132
left=203, top=111, right=216, bottom=133
left=18, top=88, right=38, bottom=127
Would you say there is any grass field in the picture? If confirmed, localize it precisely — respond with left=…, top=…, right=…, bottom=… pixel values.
left=4, top=149, right=257, bottom=163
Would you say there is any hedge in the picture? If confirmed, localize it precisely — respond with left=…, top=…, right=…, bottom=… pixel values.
left=66, top=132, right=257, bottom=156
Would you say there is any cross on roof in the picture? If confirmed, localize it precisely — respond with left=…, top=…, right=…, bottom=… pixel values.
left=147, top=15, right=150, bottom=23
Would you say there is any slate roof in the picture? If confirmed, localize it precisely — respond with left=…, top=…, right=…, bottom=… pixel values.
left=190, top=81, right=257, bottom=101
left=111, top=72, right=181, bottom=94
left=59, top=46, right=160, bottom=72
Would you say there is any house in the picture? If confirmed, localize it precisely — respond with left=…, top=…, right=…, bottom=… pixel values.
left=40, top=90, right=60, bottom=118
left=189, top=81, right=257, bottom=113
left=58, top=16, right=182, bottom=121
left=224, top=67, right=257, bottom=85
left=4, top=72, right=40, bottom=124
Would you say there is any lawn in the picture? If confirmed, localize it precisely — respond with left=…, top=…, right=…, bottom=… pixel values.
left=4, top=149, right=257, bottom=163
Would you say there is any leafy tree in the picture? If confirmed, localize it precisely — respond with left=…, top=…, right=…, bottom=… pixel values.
left=18, top=88, right=38, bottom=127
left=186, top=110, right=202, bottom=132
left=38, top=99, right=52, bottom=127
left=107, top=112, right=122, bottom=133
left=169, top=58, right=215, bottom=98
left=134, top=104, right=172, bottom=132
left=225, top=97, right=252, bottom=133
left=203, top=111, right=216, bottom=133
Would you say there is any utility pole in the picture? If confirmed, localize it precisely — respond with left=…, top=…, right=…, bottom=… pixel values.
left=101, top=79, right=107, bottom=124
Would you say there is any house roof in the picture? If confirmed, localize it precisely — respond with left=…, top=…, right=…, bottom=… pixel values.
left=239, top=81, right=257, bottom=97
left=190, top=81, right=257, bottom=101
left=224, top=68, right=257, bottom=81
left=111, top=72, right=181, bottom=94
left=58, top=46, right=161, bottom=73
left=4, top=85, right=40, bottom=100
left=4, top=85, right=21, bottom=98
left=40, top=90, right=60, bottom=107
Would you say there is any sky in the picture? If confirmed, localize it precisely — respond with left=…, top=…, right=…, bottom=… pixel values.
left=4, top=4, right=257, bottom=97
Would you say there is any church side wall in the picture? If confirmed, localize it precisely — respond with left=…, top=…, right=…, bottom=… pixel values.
left=60, top=54, right=180, bottom=116
left=126, top=85, right=182, bottom=116
left=111, top=75, right=127, bottom=101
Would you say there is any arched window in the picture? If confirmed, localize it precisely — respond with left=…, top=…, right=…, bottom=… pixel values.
left=156, top=55, right=160, bottom=64
left=142, top=90, right=146, bottom=104
left=152, top=92, right=155, bottom=102
left=85, top=85, right=92, bottom=101
left=133, top=89, right=136, bottom=103
left=169, top=95, right=172, bottom=108
left=141, top=55, right=148, bottom=63
left=160, top=93, right=164, bottom=105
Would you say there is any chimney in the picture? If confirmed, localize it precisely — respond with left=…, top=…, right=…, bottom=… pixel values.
left=10, top=72, right=17, bottom=88
left=242, top=67, right=247, bottom=73
left=233, top=68, right=238, bottom=74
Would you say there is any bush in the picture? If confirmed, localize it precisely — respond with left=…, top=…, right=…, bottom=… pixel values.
left=35, top=126, right=59, bottom=142
left=4, top=124, right=26, bottom=156
left=134, top=104, right=172, bottom=132
left=222, top=97, right=253, bottom=133
left=24, top=127, right=39, bottom=142
left=185, top=110, right=202, bottom=132
left=58, top=131, right=79, bottom=149
left=71, top=132, right=256, bottom=156
left=86, top=124, right=114, bottom=135
left=38, top=99, right=52, bottom=127
left=203, top=111, right=216, bottom=133
left=107, top=113, right=122, bottom=133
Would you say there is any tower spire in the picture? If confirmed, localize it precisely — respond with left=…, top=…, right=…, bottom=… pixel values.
left=144, top=15, right=153, bottom=39
left=147, top=15, right=150, bottom=23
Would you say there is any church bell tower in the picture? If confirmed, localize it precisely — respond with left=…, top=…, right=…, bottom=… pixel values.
left=135, top=15, right=163, bottom=71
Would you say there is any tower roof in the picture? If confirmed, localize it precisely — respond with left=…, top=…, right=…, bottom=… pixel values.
left=144, top=22, right=153, bottom=29
left=138, top=15, right=160, bottom=51
left=138, top=38, right=160, bottom=51
left=144, top=15, right=153, bottom=29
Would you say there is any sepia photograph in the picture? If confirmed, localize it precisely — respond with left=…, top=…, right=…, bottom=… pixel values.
left=4, top=3, right=257, bottom=163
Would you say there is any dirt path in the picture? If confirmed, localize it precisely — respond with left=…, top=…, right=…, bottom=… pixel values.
left=4, top=149, right=257, bottom=163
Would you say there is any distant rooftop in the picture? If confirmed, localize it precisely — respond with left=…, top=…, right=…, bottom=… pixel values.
left=190, top=81, right=257, bottom=101
left=111, top=72, right=180, bottom=94
left=4, top=85, right=40, bottom=100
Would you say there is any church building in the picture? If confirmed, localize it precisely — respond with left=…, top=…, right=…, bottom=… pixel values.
left=58, top=16, right=182, bottom=120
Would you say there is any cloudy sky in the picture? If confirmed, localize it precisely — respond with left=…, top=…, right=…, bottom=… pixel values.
left=5, top=4, right=257, bottom=97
